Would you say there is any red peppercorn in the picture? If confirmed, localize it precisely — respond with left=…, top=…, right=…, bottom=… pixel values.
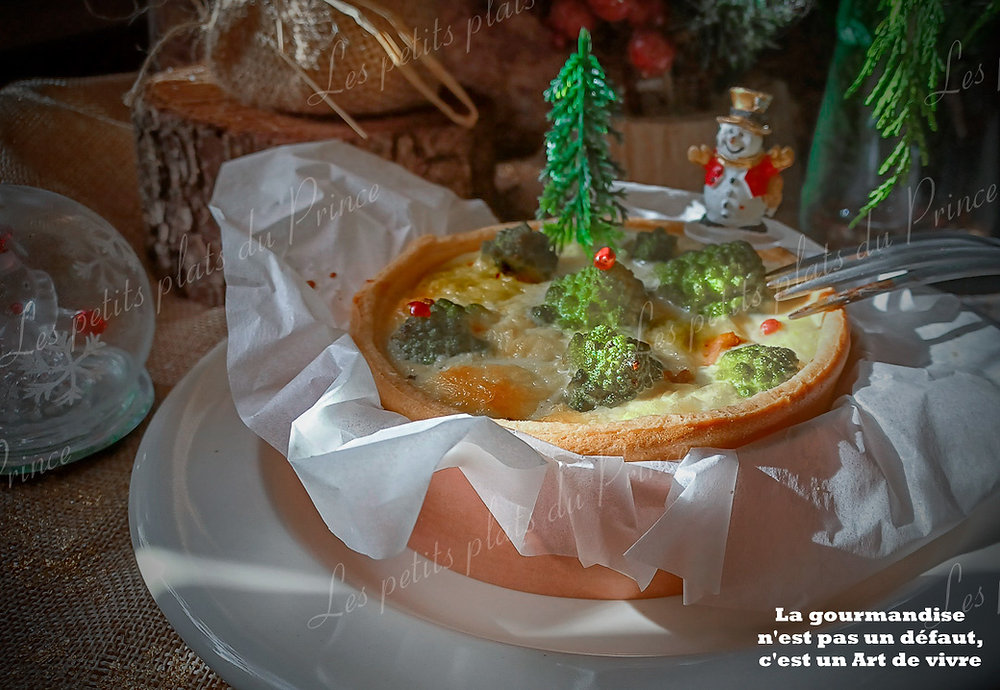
left=10, top=302, right=23, bottom=315
left=593, top=246, right=616, bottom=270
left=760, top=318, right=782, bottom=335
left=407, top=300, right=433, bottom=317
left=0, top=231, right=11, bottom=253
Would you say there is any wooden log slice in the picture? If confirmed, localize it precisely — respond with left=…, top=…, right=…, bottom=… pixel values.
left=132, top=63, right=495, bottom=305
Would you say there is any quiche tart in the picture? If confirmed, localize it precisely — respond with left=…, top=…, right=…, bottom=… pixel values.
left=350, top=219, right=849, bottom=599
left=351, top=219, right=850, bottom=462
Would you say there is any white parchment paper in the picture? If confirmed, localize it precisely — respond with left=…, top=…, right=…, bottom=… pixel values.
left=212, top=140, right=1000, bottom=608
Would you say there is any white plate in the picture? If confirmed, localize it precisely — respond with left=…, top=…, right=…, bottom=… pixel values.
left=130, top=342, right=1000, bottom=689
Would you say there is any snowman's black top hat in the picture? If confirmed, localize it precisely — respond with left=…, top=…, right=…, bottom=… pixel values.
left=717, top=87, right=773, bottom=135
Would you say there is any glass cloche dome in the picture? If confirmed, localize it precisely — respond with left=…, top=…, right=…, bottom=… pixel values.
left=0, top=185, right=154, bottom=475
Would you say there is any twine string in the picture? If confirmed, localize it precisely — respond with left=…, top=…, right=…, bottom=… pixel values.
left=124, top=0, right=211, bottom=108
left=320, top=0, right=478, bottom=129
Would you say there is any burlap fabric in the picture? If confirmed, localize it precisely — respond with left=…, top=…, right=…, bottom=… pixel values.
left=0, top=74, right=229, bottom=689
left=206, top=0, right=439, bottom=116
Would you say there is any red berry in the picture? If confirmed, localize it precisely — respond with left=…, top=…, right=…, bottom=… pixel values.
left=593, top=246, right=616, bottom=270
left=627, top=0, right=667, bottom=27
left=10, top=302, right=23, bottom=315
left=760, top=318, right=782, bottom=335
left=74, top=309, right=108, bottom=336
left=407, top=300, right=433, bottom=317
left=627, top=29, right=675, bottom=77
left=548, top=0, right=596, bottom=41
left=0, top=231, right=11, bottom=253
left=587, top=0, right=633, bottom=23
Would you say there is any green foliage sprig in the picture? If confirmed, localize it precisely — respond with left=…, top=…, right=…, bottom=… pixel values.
left=845, top=0, right=945, bottom=225
left=538, top=29, right=625, bottom=252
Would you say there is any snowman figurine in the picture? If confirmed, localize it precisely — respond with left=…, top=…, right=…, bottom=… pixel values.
left=688, top=87, right=794, bottom=231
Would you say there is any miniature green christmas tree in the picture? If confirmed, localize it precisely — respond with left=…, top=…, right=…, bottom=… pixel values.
left=538, top=28, right=626, bottom=253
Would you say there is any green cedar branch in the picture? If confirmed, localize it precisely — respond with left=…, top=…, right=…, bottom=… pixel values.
left=845, top=0, right=954, bottom=227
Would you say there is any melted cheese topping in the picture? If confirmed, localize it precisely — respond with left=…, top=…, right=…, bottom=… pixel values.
left=387, top=242, right=825, bottom=421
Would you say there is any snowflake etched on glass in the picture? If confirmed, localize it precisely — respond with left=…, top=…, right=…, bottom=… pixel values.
left=0, top=186, right=154, bottom=475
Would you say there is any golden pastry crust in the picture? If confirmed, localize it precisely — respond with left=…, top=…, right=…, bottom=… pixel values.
left=351, top=219, right=850, bottom=461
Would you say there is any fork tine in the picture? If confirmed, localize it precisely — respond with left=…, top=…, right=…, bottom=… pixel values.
left=773, top=246, right=992, bottom=300
left=766, top=232, right=1000, bottom=287
left=787, top=253, right=1000, bottom=318
left=788, top=280, right=895, bottom=319
left=767, top=239, right=990, bottom=289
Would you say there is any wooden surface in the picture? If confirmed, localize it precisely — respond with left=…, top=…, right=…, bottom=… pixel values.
left=133, top=63, right=495, bottom=304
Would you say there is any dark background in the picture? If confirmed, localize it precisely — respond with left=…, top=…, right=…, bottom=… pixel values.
left=0, top=0, right=150, bottom=88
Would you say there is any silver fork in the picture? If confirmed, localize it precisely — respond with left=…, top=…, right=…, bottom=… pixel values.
left=766, top=232, right=1000, bottom=319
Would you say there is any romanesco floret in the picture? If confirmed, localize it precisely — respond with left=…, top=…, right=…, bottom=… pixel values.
left=564, top=325, right=664, bottom=411
left=628, top=227, right=677, bottom=262
left=481, top=223, right=558, bottom=283
left=531, top=263, right=649, bottom=331
left=389, top=299, right=493, bottom=364
left=717, top=344, right=799, bottom=397
left=654, top=240, right=768, bottom=317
